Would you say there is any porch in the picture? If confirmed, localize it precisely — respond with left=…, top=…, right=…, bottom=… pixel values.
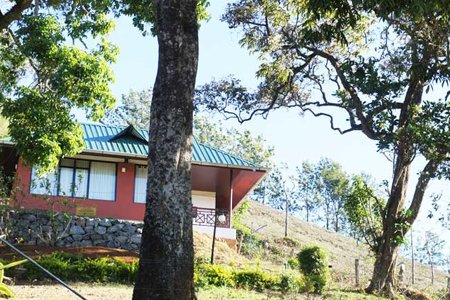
left=192, top=207, right=236, bottom=240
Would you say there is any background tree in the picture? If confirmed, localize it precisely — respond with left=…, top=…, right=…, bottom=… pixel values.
left=103, top=89, right=274, bottom=169
left=415, top=231, right=446, bottom=285
left=316, top=158, right=350, bottom=233
left=264, top=165, right=299, bottom=237
left=344, top=175, right=385, bottom=253
left=0, top=115, right=7, bottom=137
left=195, top=1, right=450, bottom=296
left=102, top=89, right=152, bottom=128
left=295, top=161, right=322, bottom=223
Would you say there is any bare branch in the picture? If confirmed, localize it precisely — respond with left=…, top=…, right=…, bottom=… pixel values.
left=300, top=106, right=360, bottom=135
left=304, top=46, right=380, bottom=140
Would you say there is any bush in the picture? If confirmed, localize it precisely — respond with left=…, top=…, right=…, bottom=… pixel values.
left=233, top=269, right=276, bottom=292
left=197, top=264, right=234, bottom=287
left=193, top=259, right=305, bottom=294
left=287, top=257, right=299, bottom=269
left=297, top=245, right=329, bottom=293
left=11, top=252, right=138, bottom=284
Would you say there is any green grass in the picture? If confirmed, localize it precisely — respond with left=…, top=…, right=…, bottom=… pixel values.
left=197, top=286, right=388, bottom=300
left=324, top=289, right=387, bottom=299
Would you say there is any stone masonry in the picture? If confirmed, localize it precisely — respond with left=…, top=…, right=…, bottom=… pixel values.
left=4, top=210, right=143, bottom=251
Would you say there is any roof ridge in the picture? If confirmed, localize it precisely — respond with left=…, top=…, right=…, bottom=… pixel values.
left=80, top=122, right=126, bottom=130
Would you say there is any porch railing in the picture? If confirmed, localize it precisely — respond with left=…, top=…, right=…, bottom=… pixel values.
left=192, top=207, right=230, bottom=228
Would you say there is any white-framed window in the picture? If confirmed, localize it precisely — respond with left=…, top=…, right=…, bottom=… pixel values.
left=88, top=161, right=116, bottom=201
left=134, top=165, right=147, bottom=203
left=30, top=167, right=58, bottom=196
left=30, top=159, right=116, bottom=201
left=58, top=159, right=89, bottom=197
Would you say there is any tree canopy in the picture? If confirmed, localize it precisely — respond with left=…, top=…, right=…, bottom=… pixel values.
left=0, top=0, right=209, bottom=173
left=0, top=1, right=121, bottom=172
left=195, top=0, right=450, bottom=296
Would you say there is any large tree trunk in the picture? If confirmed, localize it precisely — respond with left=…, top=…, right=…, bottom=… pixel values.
left=366, top=146, right=410, bottom=298
left=132, top=1, right=198, bottom=299
left=366, top=229, right=400, bottom=297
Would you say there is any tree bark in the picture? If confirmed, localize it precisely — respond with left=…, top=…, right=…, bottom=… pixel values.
left=366, top=228, right=399, bottom=297
left=366, top=151, right=437, bottom=297
left=132, top=1, right=198, bottom=299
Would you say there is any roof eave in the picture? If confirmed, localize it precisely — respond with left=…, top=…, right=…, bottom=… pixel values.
left=80, top=149, right=268, bottom=172
left=0, top=140, right=14, bottom=147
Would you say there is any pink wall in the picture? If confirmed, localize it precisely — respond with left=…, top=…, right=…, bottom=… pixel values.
left=14, top=160, right=146, bottom=221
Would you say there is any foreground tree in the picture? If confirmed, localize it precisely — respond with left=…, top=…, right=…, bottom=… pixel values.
left=0, top=0, right=119, bottom=172
left=131, top=0, right=199, bottom=299
left=196, top=1, right=450, bottom=297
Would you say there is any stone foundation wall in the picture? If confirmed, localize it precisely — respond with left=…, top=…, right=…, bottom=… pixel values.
left=5, top=210, right=143, bottom=251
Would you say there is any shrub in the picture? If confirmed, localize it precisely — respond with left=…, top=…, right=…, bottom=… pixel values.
left=287, top=257, right=299, bottom=269
left=11, top=252, right=138, bottom=284
left=297, top=245, right=329, bottom=293
left=278, top=273, right=306, bottom=293
left=233, top=269, right=276, bottom=292
left=198, top=264, right=234, bottom=287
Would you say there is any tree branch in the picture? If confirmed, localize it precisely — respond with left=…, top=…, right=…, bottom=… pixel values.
left=304, top=46, right=379, bottom=140
left=300, top=106, right=360, bottom=134
left=0, top=0, right=33, bottom=30
left=405, top=160, right=439, bottom=225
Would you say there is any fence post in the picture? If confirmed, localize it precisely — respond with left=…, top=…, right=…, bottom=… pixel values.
left=355, top=258, right=360, bottom=286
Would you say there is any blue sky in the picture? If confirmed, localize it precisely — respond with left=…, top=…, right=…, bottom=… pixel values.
left=101, top=2, right=449, bottom=245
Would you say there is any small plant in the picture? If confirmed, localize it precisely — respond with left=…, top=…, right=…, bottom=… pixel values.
left=287, top=257, right=299, bottom=269
left=297, top=245, right=329, bottom=294
left=0, top=259, right=27, bottom=298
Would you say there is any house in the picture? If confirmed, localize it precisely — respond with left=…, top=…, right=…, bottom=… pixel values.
left=0, top=123, right=267, bottom=241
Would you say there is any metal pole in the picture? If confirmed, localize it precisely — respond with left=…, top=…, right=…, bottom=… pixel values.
left=0, top=236, right=87, bottom=300
left=249, top=222, right=253, bottom=260
left=411, top=228, right=415, bottom=285
left=355, top=258, right=360, bottom=286
left=210, top=212, right=217, bottom=264
left=285, top=195, right=288, bottom=237
left=229, top=170, right=233, bottom=229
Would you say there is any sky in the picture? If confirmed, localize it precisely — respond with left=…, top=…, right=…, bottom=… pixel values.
left=90, top=2, right=450, bottom=246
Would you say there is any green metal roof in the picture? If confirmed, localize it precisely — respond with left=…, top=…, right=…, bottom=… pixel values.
left=82, top=123, right=261, bottom=169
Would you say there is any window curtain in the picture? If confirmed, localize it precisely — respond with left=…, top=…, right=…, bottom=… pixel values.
left=58, top=167, right=73, bottom=196
left=88, top=162, right=116, bottom=201
left=30, top=167, right=57, bottom=195
left=74, top=169, right=88, bottom=198
left=134, top=166, right=147, bottom=203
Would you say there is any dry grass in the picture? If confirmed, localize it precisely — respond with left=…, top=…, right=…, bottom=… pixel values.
left=236, top=201, right=449, bottom=292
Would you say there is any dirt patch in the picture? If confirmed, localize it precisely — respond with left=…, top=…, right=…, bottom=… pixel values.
left=0, top=245, right=139, bottom=263
left=11, top=283, right=132, bottom=300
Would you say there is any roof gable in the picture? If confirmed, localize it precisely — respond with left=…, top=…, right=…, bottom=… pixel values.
left=109, top=125, right=148, bottom=144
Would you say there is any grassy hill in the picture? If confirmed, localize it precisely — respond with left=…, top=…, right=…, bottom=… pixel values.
left=194, top=200, right=448, bottom=298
